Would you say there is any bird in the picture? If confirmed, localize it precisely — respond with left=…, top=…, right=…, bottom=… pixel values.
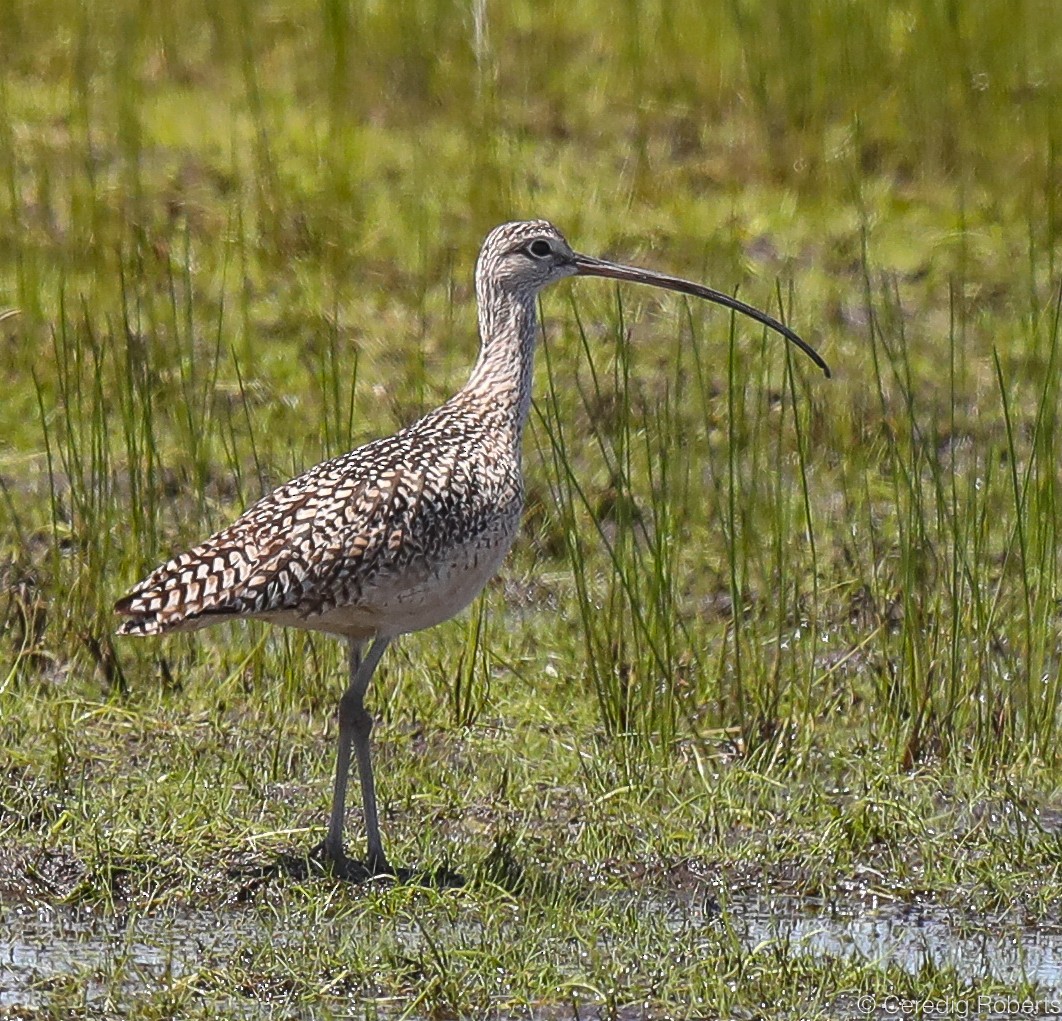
left=114, top=219, right=830, bottom=880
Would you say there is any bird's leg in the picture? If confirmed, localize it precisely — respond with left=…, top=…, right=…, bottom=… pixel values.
left=323, top=635, right=392, bottom=873
left=322, top=641, right=362, bottom=864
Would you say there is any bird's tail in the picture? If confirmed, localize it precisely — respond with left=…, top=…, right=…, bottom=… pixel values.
left=114, top=530, right=268, bottom=636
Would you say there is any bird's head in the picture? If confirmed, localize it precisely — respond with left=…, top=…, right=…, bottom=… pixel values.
left=476, top=220, right=579, bottom=298
left=475, top=219, right=831, bottom=377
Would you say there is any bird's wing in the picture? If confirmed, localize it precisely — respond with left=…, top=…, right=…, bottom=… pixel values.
left=113, top=433, right=455, bottom=636
left=113, top=452, right=387, bottom=635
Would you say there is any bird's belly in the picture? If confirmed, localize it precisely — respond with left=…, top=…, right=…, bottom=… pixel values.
left=298, top=517, right=519, bottom=638
left=382, top=537, right=512, bottom=632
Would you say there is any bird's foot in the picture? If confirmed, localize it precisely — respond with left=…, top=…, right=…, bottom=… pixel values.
left=308, top=841, right=465, bottom=888
left=306, top=841, right=398, bottom=882
left=231, top=843, right=465, bottom=891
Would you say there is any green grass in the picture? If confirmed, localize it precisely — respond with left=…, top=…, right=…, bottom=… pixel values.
left=3, top=0, right=1062, bottom=1017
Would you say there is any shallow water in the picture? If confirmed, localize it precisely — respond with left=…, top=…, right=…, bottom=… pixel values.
left=3, top=892, right=1061, bottom=1017
left=0, top=903, right=268, bottom=1015
left=731, top=894, right=1062, bottom=989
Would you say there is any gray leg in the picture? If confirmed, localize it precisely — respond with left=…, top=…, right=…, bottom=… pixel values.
left=323, top=635, right=392, bottom=871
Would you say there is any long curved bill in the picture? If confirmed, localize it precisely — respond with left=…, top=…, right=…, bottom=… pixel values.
left=572, top=253, right=831, bottom=379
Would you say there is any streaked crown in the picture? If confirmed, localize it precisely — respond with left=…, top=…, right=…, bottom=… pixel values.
left=475, top=220, right=579, bottom=298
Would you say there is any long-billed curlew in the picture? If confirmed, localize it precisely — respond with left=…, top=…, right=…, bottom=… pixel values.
left=115, top=219, right=830, bottom=879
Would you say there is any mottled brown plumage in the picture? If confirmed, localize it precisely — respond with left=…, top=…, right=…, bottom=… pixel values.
left=116, top=219, right=828, bottom=879
left=115, top=402, right=524, bottom=639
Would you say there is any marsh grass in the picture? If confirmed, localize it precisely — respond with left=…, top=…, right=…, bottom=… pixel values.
left=3, top=0, right=1062, bottom=1016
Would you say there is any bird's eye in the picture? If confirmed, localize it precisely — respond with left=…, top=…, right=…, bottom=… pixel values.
left=527, top=239, right=553, bottom=258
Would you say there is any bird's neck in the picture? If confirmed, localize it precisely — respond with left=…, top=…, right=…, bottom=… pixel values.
left=459, top=288, right=539, bottom=438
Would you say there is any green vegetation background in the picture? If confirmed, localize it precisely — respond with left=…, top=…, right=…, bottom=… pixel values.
left=2, top=1, right=1062, bottom=1017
